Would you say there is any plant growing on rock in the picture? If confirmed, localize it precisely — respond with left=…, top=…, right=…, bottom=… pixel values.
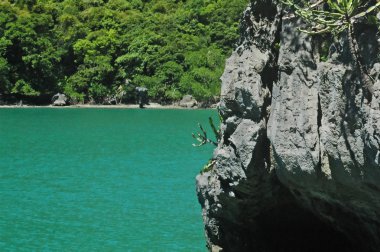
left=281, top=0, right=380, bottom=100
left=192, top=116, right=221, bottom=147
left=200, top=159, right=217, bottom=174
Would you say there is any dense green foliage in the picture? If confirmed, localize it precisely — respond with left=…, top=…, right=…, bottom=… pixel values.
left=0, top=0, right=248, bottom=103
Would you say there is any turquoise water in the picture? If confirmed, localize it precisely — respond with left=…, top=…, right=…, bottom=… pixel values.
left=0, top=108, right=216, bottom=251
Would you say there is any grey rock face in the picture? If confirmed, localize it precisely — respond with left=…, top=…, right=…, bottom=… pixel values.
left=196, top=1, right=380, bottom=251
left=52, top=93, right=68, bottom=106
left=179, top=94, right=198, bottom=108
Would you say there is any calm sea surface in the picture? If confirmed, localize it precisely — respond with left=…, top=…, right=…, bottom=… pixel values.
left=0, top=108, right=216, bottom=251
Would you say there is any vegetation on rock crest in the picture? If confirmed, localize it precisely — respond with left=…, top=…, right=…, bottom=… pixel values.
left=281, top=0, right=380, bottom=100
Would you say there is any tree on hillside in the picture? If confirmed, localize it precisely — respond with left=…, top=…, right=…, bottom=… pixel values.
left=0, top=0, right=249, bottom=103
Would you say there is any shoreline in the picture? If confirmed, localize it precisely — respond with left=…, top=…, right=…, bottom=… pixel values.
left=0, top=102, right=216, bottom=110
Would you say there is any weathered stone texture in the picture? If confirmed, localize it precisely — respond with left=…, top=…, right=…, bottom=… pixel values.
left=196, top=1, right=380, bottom=251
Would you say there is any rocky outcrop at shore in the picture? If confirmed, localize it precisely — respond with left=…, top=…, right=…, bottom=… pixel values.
left=52, top=93, right=68, bottom=106
left=196, top=0, right=380, bottom=251
left=179, top=95, right=198, bottom=108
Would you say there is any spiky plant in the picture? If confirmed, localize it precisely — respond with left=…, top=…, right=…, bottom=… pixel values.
left=192, top=116, right=221, bottom=147
left=281, top=0, right=380, bottom=34
left=281, top=0, right=380, bottom=99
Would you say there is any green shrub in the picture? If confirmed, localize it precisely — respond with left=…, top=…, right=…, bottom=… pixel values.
left=11, top=80, right=40, bottom=96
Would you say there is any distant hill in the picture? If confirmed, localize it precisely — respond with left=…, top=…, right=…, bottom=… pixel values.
left=0, top=0, right=248, bottom=104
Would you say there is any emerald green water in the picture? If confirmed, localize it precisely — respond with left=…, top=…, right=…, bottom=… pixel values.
left=0, top=108, right=216, bottom=251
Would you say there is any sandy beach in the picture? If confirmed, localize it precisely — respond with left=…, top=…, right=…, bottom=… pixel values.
left=0, top=102, right=216, bottom=109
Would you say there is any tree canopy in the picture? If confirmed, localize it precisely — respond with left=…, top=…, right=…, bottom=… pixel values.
left=0, top=0, right=248, bottom=103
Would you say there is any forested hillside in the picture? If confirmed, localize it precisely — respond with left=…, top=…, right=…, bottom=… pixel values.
left=0, top=0, right=248, bottom=104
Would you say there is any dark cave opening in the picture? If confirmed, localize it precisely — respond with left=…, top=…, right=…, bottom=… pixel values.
left=251, top=203, right=357, bottom=252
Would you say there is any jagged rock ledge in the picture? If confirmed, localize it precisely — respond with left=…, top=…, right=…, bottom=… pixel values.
left=196, top=0, right=380, bottom=251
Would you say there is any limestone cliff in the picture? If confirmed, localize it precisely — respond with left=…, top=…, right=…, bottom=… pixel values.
left=196, top=1, right=380, bottom=251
